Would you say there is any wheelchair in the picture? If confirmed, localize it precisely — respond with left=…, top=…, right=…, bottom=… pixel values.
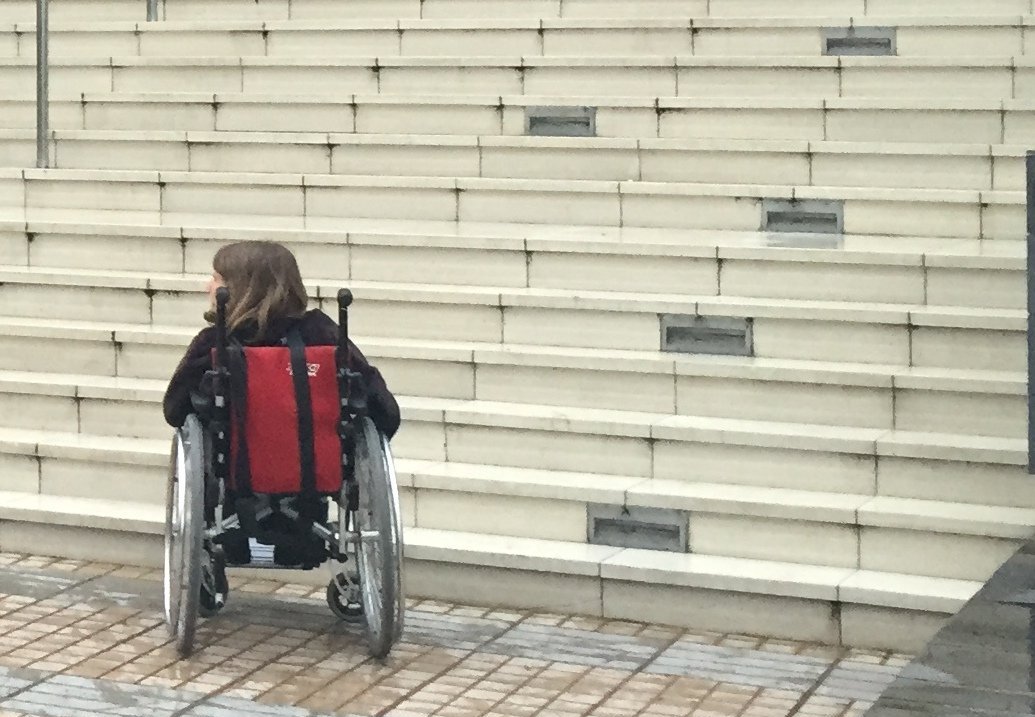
left=164, top=288, right=405, bottom=660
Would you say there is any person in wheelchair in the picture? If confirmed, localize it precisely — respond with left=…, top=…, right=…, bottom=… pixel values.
left=162, top=240, right=401, bottom=571
left=164, top=240, right=399, bottom=436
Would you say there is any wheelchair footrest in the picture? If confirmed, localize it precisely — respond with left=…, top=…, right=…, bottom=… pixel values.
left=227, top=561, right=306, bottom=570
left=249, top=539, right=276, bottom=567
left=216, top=527, right=328, bottom=570
left=223, top=539, right=297, bottom=569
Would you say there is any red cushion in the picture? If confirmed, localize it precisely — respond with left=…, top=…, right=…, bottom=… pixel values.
left=231, top=345, right=343, bottom=495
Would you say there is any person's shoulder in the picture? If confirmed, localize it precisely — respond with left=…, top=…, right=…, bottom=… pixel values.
left=302, top=308, right=336, bottom=328
left=187, top=325, right=217, bottom=351
left=301, top=309, right=338, bottom=344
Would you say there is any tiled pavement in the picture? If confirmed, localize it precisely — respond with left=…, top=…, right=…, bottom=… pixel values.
left=0, top=554, right=909, bottom=717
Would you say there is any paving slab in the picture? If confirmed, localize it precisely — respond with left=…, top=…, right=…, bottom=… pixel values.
left=0, top=553, right=911, bottom=717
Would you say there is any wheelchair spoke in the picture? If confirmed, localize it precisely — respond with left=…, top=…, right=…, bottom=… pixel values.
left=340, top=530, right=381, bottom=545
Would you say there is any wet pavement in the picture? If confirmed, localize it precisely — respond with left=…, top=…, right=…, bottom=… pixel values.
left=866, top=540, right=1035, bottom=717
left=0, top=553, right=911, bottom=717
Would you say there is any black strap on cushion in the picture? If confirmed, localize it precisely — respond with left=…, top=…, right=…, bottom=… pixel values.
left=287, top=326, right=318, bottom=508
left=226, top=340, right=253, bottom=499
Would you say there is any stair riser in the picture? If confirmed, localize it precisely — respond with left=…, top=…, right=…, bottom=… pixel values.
left=0, top=290, right=1017, bottom=371
left=407, top=489, right=1023, bottom=581
left=7, top=26, right=1028, bottom=59
left=2, top=99, right=1032, bottom=147
left=1, top=0, right=1030, bottom=22
left=0, top=350, right=1023, bottom=442
left=5, top=176, right=1024, bottom=239
left=17, top=232, right=1035, bottom=308
left=1, top=136, right=1028, bottom=193
left=422, top=423, right=1027, bottom=490
left=4, top=63, right=1035, bottom=101
left=0, top=229, right=1023, bottom=310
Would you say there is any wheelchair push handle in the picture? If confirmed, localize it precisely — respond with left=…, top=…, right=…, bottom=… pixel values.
left=337, top=289, right=352, bottom=357
left=336, top=287, right=368, bottom=418
left=214, top=287, right=230, bottom=368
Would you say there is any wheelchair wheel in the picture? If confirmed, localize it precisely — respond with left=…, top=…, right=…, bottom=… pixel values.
left=352, top=417, right=401, bottom=659
left=326, top=572, right=364, bottom=623
left=164, top=414, right=204, bottom=658
left=380, top=433, right=405, bottom=643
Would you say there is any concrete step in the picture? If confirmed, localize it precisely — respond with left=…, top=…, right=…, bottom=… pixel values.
left=1, top=130, right=1032, bottom=193
left=0, top=487, right=976, bottom=651
left=2, top=401, right=1028, bottom=584
left=0, top=167, right=1024, bottom=239
left=0, top=212, right=1022, bottom=283
left=3, top=93, right=1032, bottom=145
left=0, top=216, right=1022, bottom=312
left=0, top=361, right=1024, bottom=504
left=0, top=262, right=1019, bottom=369
left=0, top=0, right=1031, bottom=22
left=0, top=308, right=1023, bottom=437
left=2, top=54, right=1034, bottom=99
left=4, top=16, right=1034, bottom=58
left=0, top=221, right=1022, bottom=318
left=1, top=393, right=1029, bottom=571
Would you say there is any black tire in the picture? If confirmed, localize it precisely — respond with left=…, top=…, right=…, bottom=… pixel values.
left=353, top=417, right=400, bottom=659
left=164, top=414, right=204, bottom=658
left=379, top=433, right=405, bottom=643
left=326, top=573, right=364, bottom=623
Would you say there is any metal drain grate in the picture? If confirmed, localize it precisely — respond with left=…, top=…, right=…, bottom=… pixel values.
left=525, top=106, right=597, bottom=137
left=588, top=505, right=688, bottom=553
left=661, top=315, right=753, bottom=357
left=762, top=198, right=844, bottom=235
left=822, top=27, right=897, bottom=56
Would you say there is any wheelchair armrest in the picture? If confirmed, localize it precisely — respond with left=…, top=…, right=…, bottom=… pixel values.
left=190, top=369, right=225, bottom=420
left=343, top=369, right=368, bottom=415
left=190, top=389, right=213, bottom=418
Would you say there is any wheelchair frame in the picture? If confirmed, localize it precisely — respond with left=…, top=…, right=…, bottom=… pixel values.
left=164, top=288, right=405, bottom=660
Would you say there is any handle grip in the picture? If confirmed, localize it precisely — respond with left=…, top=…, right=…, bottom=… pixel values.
left=337, top=288, right=352, bottom=359
left=214, top=287, right=230, bottom=368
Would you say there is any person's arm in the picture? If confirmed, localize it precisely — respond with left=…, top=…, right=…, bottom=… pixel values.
left=163, top=327, right=216, bottom=428
left=347, top=340, right=401, bottom=440
left=305, top=311, right=402, bottom=439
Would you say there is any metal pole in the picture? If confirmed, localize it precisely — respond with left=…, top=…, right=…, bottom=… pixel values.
left=35, top=0, right=48, bottom=168
left=146, top=0, right=159, bottom=22
left=1027, top=151, right=1035, bottom=472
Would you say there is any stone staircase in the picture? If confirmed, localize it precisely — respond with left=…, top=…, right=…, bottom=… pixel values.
left=0, top=0, right=1029, bottom=653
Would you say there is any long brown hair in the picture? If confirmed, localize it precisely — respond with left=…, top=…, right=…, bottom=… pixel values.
left=208, top=241, right=308, bottom=340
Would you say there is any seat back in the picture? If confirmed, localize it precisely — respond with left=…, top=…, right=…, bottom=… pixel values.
left=229, top=344, right=343, bottom=496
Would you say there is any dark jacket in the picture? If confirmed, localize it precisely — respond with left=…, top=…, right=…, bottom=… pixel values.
left=162, top=309, right=401, bottom=439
